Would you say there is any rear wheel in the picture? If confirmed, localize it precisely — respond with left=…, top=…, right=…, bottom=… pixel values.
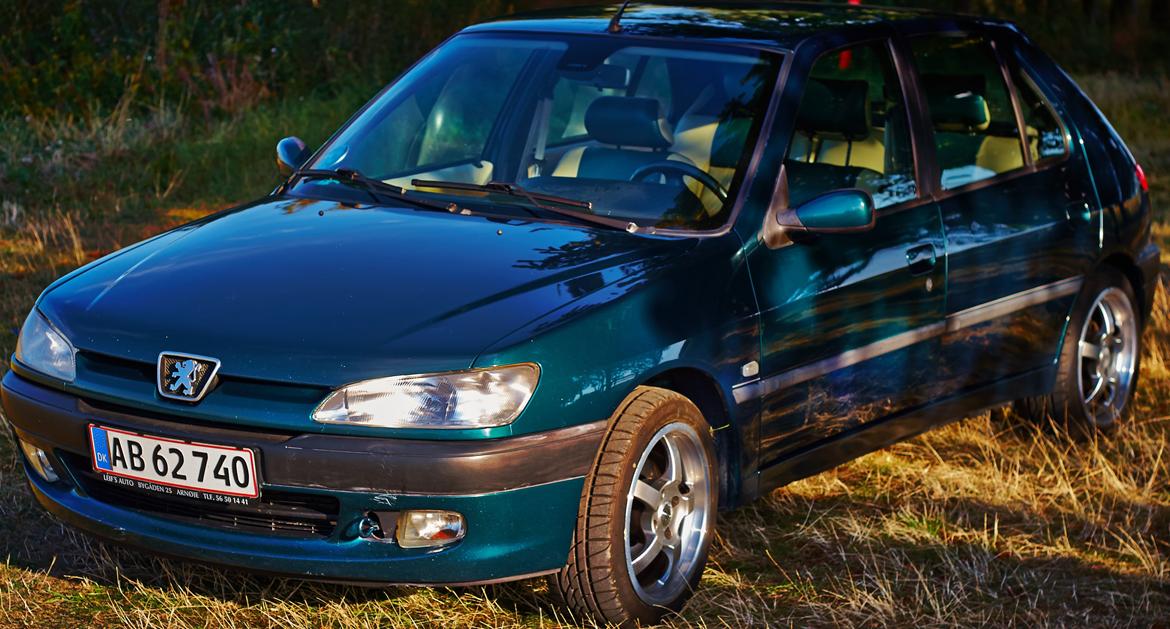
left=553, top=387, right=717, bottom=626
left=1015, top=268, right=1142, bottom=435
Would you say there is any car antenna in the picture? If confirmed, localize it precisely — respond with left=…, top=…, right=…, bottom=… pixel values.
left=608, top=0, right=632, bottom=33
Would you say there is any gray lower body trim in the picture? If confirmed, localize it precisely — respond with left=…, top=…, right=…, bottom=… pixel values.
left=945, top=276, right=1083, bottom=332
left=735, top=276, right=1083, bottom=404
left=734, top=322, right=945, bottom=404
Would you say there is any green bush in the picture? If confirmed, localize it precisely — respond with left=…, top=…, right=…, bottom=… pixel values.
left=0, top=0, right=540, bottom=119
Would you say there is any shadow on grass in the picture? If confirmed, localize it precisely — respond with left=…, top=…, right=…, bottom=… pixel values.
left=694, top=464, right=1170, bottom=624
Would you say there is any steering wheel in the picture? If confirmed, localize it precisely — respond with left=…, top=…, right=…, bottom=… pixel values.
left=630, top=161, right=729, bottom=204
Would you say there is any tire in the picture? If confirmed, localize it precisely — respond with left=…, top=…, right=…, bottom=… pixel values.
left=1014, top=268, right=1142, bottom=436
left=553, top=386, right=718, bottom=627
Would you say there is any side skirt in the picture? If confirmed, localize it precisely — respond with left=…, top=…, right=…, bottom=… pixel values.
left=756, top=365, right=1055, bottom=493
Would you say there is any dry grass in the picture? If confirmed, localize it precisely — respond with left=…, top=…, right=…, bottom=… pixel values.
left=1, top=73, right=1169, bottom=627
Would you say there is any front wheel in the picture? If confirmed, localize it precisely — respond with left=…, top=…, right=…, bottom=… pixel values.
left=553, top=387, right=718, bottom=626
left=1015, top=268, right=1142, bottom=435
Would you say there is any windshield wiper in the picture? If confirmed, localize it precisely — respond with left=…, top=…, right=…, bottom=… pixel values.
left=287, top=169, right=460, bottom=214
left=412, top=179, right=639, bottom=233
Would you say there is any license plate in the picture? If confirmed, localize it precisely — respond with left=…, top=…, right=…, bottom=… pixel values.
left=88, top=424, right=260, bottom=501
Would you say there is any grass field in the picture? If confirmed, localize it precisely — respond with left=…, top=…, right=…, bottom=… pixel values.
left=0, top=73, right=1168, bottom=627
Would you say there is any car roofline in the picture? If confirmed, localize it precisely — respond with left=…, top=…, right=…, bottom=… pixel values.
left=467, top=1, right=1018, bottom=45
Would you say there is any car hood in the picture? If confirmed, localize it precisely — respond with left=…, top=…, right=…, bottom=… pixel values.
left=39, top=196, right=696, bottom=386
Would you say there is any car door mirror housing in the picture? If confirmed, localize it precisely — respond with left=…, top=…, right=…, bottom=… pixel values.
left=276, top=136, right=312, bottom=177
left=778, top=188, right=876, bottom=234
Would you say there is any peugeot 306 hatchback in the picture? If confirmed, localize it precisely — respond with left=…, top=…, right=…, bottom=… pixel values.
left=2, top=3, right=1160, bottom=625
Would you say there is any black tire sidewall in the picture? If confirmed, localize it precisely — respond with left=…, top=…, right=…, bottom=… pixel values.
left=594, top=390, right=719, bottom=623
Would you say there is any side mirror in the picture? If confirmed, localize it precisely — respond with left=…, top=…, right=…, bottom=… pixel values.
left=780, top=189, right=876, bottom=233
left=762, top=188, right=875, bottom=249
left=276, top=136, right=311, bottom=177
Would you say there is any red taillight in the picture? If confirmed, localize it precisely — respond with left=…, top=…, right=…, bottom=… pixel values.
left=1136, top=163, right=1149, bottom=193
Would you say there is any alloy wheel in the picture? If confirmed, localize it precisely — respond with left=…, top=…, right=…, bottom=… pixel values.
left=1076, top=287, right=1138, bottom=425
left=623, top=422, right=713, bottom=606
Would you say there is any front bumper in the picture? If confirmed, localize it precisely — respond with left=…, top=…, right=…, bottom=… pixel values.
left=1, top=371, right=603, bottom=584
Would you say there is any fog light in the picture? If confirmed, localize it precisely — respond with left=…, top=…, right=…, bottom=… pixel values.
left=396, top=510, right=465, bottom=548
left=357, top=511, right=395, bottom=543
left=19, top=441, right=59, bottom=483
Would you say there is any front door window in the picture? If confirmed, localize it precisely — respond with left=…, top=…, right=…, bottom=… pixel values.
left=786, top=42, right=917, bottom=208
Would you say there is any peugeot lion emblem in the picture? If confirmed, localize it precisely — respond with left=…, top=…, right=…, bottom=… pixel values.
left=157, top=352, right=221, bottom=402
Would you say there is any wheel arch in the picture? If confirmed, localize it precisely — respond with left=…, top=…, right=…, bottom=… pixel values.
left=642, top=367, right=742, bottom=508
left=1097, top=251, right=1147, bottom=324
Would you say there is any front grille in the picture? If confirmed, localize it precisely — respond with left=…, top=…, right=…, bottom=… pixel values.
left=63, top=454, right=340, bottom=538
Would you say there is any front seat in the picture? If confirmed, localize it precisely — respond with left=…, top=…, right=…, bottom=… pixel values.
left=787, top=78, right=885, bottom=174
left=671, top=82, right=755, bottom=212
left=553, top=96, right=689, bottom=180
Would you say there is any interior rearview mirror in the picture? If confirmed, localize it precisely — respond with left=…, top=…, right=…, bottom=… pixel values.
left=561, top=64, right=630, bottom=90
left=276, top=136, right=312, bottom=177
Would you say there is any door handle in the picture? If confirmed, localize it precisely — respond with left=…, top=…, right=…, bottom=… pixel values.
left=905, top=243, right=937, bottom=276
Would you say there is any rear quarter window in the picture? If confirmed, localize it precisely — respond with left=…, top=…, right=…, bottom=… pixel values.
left=1008, top=63, right=1068, bottom=163
left=1014, top=40, right=1133, bottom=206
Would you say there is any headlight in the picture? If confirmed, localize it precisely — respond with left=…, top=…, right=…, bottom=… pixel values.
left=14, top=310, right=76, bottom=382
left=312, top=363, right=539, bottom=429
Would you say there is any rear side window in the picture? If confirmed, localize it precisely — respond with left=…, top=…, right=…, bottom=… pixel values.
left=785, top=41, right=917, bottom=209
left=909, top=36, right=1025, bottom=189
left=1010, top=64, right=1068, bottom=162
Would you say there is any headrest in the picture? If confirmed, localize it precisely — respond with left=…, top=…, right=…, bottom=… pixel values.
left=584, top=96, right=673, bottom=149
left=922, top=75, right=991, bottom=132
left=796, top=78, right=871, bottom=139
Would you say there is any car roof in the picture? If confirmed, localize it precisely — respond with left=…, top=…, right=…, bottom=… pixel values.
left=463, top=2, right=1015, bottom=50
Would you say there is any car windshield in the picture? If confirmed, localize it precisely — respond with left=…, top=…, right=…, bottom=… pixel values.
left=303, top=33, right=780, bottom=232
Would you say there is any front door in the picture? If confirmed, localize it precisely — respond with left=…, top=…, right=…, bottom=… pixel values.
left=746, top=39, right=947, bottom=472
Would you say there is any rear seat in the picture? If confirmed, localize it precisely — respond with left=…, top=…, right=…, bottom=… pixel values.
left=921, top=74, right=1026, bottom=180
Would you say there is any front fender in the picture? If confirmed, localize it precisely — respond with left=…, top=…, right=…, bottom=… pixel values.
left=476, top=233, right=760, bottom=439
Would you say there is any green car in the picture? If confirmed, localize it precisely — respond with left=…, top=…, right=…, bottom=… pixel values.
left=1, top=3, right=1158, bottom=625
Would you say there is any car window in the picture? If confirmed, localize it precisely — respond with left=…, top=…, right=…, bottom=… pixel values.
left=548, top=77, right=621, bottom=142
left=532, top=46, right=772, bottom=226
left=547, top=54, right=675, bottom=146
left=909, top=36, right=1025, bottom=190
left=632, top=56, right=673, bottom=116
left=1009, top=63, right=1068, bottom=163
left=315, top=39, right=549, bottom=180
left=1012, top=41, right=1141, bottom=214
left=307, top=35, right=778, bottom=233
left=785, top=41, right=917, bottom=209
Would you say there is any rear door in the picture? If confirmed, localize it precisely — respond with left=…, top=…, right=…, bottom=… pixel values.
left=905, top=33, right=1099, bottom=394
left=747, top=38, right=947, bottom=471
